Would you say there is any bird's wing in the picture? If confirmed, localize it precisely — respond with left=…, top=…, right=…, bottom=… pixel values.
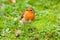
left=20, top=12, right=24, bottom=19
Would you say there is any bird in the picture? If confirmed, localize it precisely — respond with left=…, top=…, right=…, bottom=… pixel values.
left=20, top=7, right=35, bottom=25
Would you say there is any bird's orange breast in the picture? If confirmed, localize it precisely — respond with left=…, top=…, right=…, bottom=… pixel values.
left=24, top=11, right=35, bottom=21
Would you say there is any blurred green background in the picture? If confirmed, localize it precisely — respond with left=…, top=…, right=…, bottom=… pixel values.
left=0, top=0, right=60, bottom=40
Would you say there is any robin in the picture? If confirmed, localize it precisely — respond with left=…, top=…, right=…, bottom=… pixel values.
left=20, top=7, right=35, bottom=25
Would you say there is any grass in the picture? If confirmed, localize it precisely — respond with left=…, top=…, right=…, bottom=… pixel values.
left=0, top=0, right=60, bottom=40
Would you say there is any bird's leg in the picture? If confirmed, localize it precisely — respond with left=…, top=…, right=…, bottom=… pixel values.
left=29, top=20, right=32, bottom=23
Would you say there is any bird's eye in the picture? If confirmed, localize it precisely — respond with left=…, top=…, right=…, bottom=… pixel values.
left=30, top=10, right=32, bottom=11
left=26, top=9, right=32, bottom=11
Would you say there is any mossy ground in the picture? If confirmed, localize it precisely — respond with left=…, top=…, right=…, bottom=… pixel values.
left=0, top=0, right=60, bottom=40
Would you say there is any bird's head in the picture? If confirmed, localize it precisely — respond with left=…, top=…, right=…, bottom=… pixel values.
left=25, top=7, right=35, bottom=13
